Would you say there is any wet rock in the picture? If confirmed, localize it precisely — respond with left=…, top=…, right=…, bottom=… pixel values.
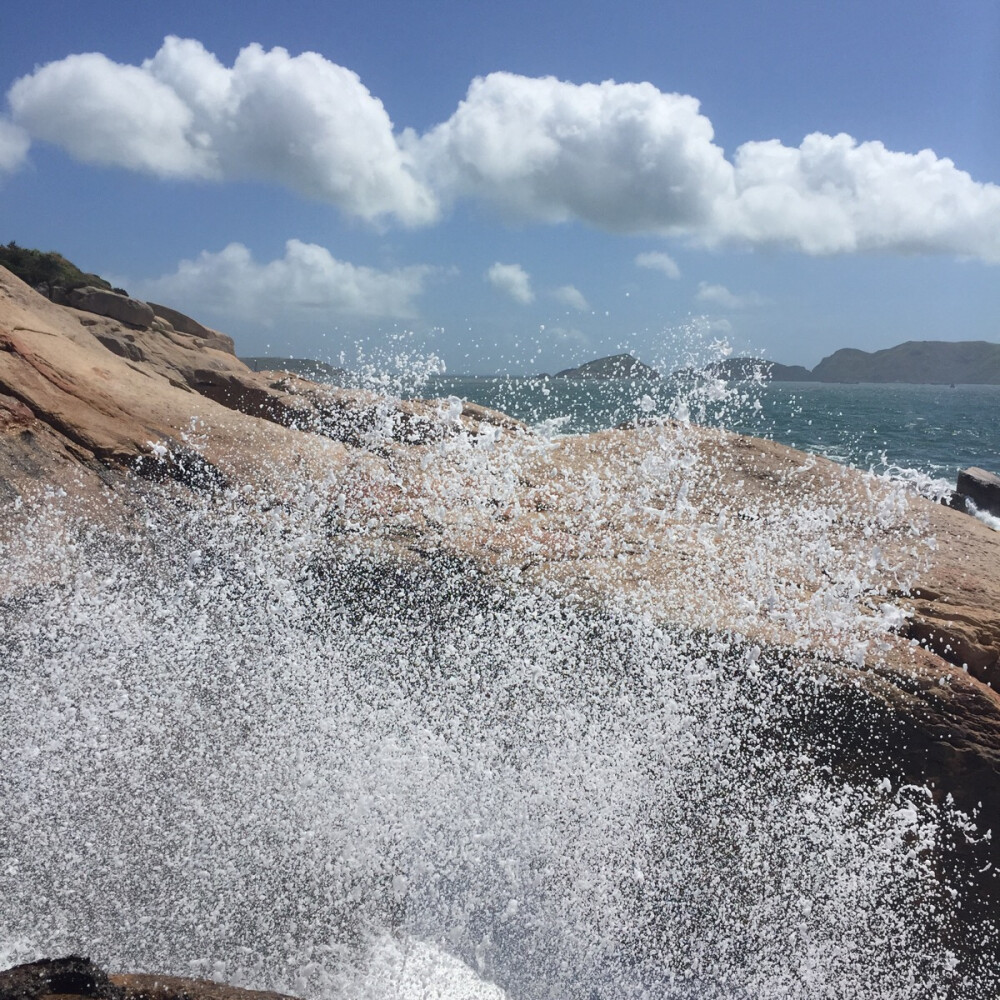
left=955, top=466, right=1000, bottom=517
left=0, top=958, right=297, bottom=1000
left=0, top=956, right=123, bottom=1000
left=68, top=287, right=155, bottom=329
left=109, top=974, right=296, bottom=1000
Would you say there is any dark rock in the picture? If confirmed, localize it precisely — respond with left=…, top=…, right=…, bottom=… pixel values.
left=0, top=956, right=124, bottom=1000
left=956, top=466, right=1000, bottom=517
left=68, top=287, right=154, bottom=329
left=0, top=958, right=298, bottom=1000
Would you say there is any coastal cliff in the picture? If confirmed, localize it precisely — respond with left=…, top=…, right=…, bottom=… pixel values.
left=3, top=261, right=1000, bottom=991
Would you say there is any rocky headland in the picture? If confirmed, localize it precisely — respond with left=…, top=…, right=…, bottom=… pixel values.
left=705, top=339, right=1000, bottom=384
left=554, top=352, right=660, bottom=379
left=2, top=260, right=1000, bottom=991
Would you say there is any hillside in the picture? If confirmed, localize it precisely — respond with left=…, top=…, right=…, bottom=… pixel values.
left=811, top=340, right=1000, bottom=383
left=705, top=341, right=1000, bottom=384
left=555, top=353, right=660, bottom=379
left=705, top=357, right=818, bottom=381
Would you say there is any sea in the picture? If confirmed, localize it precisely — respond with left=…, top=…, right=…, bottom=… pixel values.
left=3, top=370, right=999, bottom=999
left=416, top=375, right=1000, bottom=487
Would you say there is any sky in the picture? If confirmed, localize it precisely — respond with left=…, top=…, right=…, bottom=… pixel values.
left=1, top=0, right=998, bottom=374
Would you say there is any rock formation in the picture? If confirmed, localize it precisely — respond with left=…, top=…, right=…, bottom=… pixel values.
left=955, top=465, right=1000, bottom=517
left=2, top=261, right=1000, bottom=981
left=148, top=302, right=236, bottom=355
left=66, top=287, right=155, bottom=329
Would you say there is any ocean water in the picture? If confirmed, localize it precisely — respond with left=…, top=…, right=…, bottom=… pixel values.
left=2, top=371, right=998, bottom=998
left=419, top=376, right=1000, bottom=484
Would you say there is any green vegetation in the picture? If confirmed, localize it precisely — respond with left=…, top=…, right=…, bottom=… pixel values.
left=0, top=241, right=115, bottom=294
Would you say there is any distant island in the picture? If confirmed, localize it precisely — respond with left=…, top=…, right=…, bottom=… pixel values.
left=554, top=353, right=660, bottom=380
left=549, top=340, right=1000, bottom=385
left=704, top=341, right=1000, bottom=385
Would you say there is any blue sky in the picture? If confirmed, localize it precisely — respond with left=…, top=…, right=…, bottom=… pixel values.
left=1, top=0, right=998, bottom=374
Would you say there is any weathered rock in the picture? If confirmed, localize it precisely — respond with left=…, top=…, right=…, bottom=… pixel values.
left=68, top=287, right=154, bottom=329
left=955, top=465, right=1000, bottom=517
left=0, top=391, right=34, bottom=432
left=0, top=264, right=521, bottom=493
left=147, top=302, right=236, bottom=355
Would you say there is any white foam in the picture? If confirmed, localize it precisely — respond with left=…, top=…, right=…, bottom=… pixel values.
left=358, top=937, right=507, bottom=1000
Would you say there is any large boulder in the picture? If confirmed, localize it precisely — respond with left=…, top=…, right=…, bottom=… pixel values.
left=148, top=302, right=236, bottom=355
left=956, top=466, right=1000, bottom=517
left=67, top=287, right=154, bottom=329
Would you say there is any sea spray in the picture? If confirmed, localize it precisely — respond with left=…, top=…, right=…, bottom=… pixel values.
left=0, top=357, right=994, bottom=998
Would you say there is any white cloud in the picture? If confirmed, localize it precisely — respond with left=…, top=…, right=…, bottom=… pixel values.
left=544, top=325, right=590, bottom=348
left=486, top=262, right=534, bottom=304
left=552, top=284, right=589, bottom=311
left=8, top=40, right=1000, bottom=262
left=412, top=73, right=733, bottom=234
left=720, top=132, right=1000, bottom=260
left=136, top=240, right=432, bottom=325
left=695, top=282, right=766, bottom=309
left=635, top=251, right=681, bottom=279
left=8, top=37, right=437, bottom=224
left=414, top=74, right=1000, bottom=260
left=0, top=118, right=30, bottom=173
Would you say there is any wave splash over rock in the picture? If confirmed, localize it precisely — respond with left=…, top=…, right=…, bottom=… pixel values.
left=0, top=262, right=998, bottom=997
left=0, top=472, right=985, bottom=999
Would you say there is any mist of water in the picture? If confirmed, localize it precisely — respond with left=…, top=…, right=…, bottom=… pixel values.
left=1, top=356, right=994, bottom=999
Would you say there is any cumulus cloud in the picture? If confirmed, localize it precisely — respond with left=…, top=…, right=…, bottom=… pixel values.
left=0, top=118, right=30, bottom=173
left=486, top=262, right=534, bottom=304
left=721, top=132, right=1000, bottom=259
left=695, top=282, right=766, bottom=309
left=8, top=39, right=1000, bottom=262
left=635, top=251, right=681, bottom=279
left=544, top=325, right=590, bottom=348
left=412, top=73, right=733, bottom=234
left=8, top=37, right=436, bottom=224
left=136, top=240, right=432, bottom=325
left=552, top=284, right=589, bottom=311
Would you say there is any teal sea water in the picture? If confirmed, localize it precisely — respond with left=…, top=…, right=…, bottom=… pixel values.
left=419, top=376, right=1000, bottom=484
